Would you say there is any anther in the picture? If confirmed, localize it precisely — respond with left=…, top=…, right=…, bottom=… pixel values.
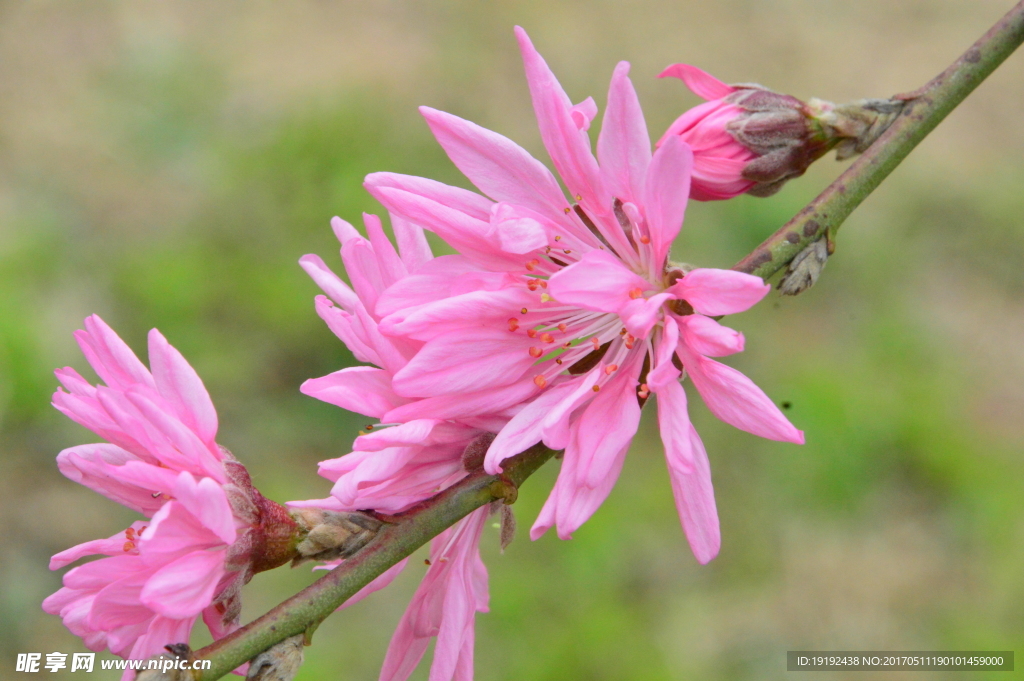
left=575, top=194, right=583, bottom=201
left=521, top=307, right=528, bottom=315
left=529, top=347, right=543, bottom=358
left=125, top=527, right=136, bottom=540
left=555, top=358, right=563, bottom=365
left=508, top=318, right=520, bottom=332
left=540, top=280, right=548, bottom=288
left=527, top=328, right=538, bottom=338
left=628, top=288, right=644, bottom=299
left=557, top=323, right=567, bottom=332
left=561, top=342, right=572, bottom=348
left=534, top=375, right=548, bottom=388
left=639, top=235, right=651, bottom=244
left=151, top=491, right=162, bottom=498
left=525, top=259, right=540, bottom=271
left=554, top=236, right=562, bottom=241
left=619, top=328, right=627, bottom=335
left=365, top=424, right=374, bottom=430
left=563, top=207, right=571, bottom=214
left=604, top=364, right=618, bottom=375
left=123, top=541, right=135, bottom=552
left=591, top=337, right=600, bottom=350
left=540, top=333, right=554, bottom=343
left=563, top=249, right=572, bottom=254
left=424, top=559, right=432, bottom=566
left=592, top=385, right=601, bottom=392
left=540, top=293, right=552, bottom=302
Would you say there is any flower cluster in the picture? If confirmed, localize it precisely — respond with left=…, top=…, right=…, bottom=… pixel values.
left=44, top=316, right=297, bottom=677
left=286, top=26, right=802, bottom=681
left=44, top=26, right=808, bottom=681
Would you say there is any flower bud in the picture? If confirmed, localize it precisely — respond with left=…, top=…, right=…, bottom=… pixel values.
left=657, top=64, right=903, bottom=199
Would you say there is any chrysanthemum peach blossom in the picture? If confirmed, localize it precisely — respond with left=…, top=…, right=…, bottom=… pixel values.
left=45, top=316, right=293, bottom=671
left=363, top=27, right=803, bottom=563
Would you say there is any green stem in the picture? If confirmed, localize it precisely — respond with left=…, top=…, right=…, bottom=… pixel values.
left=734, top=0, right=1024, bottom=280
left=193, top=445, right=555, bottom=681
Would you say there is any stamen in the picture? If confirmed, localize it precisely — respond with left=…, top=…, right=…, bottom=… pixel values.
left=558, top=323, right=567, bottom=332
left=624, top=334, right=636, bottom=349
left=575, top=194, right=583, bottom=201
left=125, top=527, right=136, bottom=540
left=540, top=293, right=553, bottom=302
left=521, top=307, right=528, bottom=315
left=527, top=328, right=538, bottom=338
left=529, top=347, right=543, bottom=358
left=508, top=318, right=520, bottom=332
left=540, top=333, right=555, bottom=343
left=639, top=235, right=651, bottom=244
left=592, top=385, right=601, bottom=392
left=525, top=259, right=540, bottom=271
left=562, top=342, right=572, bottom=348
left=424, top=559, right=432, bottom=566
left=555, top=358, right=563, bottom=365
left=563, top=207, right=571, bottom=214
left=554, top=235, right=562, bottom=241
left=365, top=424, right=374, bottom=430
left=628, top=288, right=644, bottom=300
left=534, top=375, right=548, bottom=388
left=619, top=328, right=628, bottom=335
left=591, top=337, right=601, bottom=350
left=604, top=364, right=619, bottom=375
left=563, top=249, right=572, bottom=254
left=123, top=541, right=135, bottom=552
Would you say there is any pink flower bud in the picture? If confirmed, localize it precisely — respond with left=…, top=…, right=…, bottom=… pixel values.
left=657, top=64, right=901, bottom=200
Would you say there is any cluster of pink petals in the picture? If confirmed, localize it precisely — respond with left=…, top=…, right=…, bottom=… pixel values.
left=289, top=214, right=507, bottom=681
left=356, top=27, right=804, bottom=563
left=44, top=316, right=258, bottom=674
left=658, top=64, right=756, bottom=200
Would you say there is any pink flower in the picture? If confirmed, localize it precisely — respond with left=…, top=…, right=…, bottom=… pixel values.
left=657, top=64, right=757, bottom=200
left=291, top=215, right=513, bottom=681
left=378, top=507, right=490, bottom=681
left=362, top=27, right=803, bottom=563
left=45, top=316, right=294, bottom=670
left=43, top=472, right=237, bottom=678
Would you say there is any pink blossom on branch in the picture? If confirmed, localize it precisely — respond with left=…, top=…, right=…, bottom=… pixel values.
left=363, top=27, right=803, bottom=564
left=45, top=317, right=296, bottom=675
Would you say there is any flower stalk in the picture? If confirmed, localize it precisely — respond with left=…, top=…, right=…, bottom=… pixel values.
left=191, top=3, right=1024, bottom=678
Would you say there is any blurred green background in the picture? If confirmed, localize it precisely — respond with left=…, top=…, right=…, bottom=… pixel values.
left=2, top=1, right=1022, bottom=679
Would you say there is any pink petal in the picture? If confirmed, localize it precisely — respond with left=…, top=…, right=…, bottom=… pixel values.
left=148, top=329, right=219, bottom=447
left=577, top=366, right=642, bottom=488
left=300, top=366, right=408, bottom=418
left=420, top=106, right=568, bottom=218
left=658, top=63, right=735, bottom=101
left=646, top=316, right=681, bottom=391
left=667, top=425, right=720, bottom=564
left=375, top=255, right=486, bottom=317
left=514, top=26, right=607, bottom=216
left=49, top=523, right=148, bottom=570
left=331, top=215, right=362, bottom=244
left=126, top=615, right=197, bottom=675
left=364, top=212, right=408, bottom=287
left=488, top=202, right=552, bottom=255
left=390, top=212, right=434, bottom=272
left=681, top=350, right=804, bottom=444
left=654, top=377, right=694, bottom=474
left=342, top=236, right=387, bottom=316
left=168, top=473, right=236, bottom=545
left=352, top=419, right=441, bottom=452
left=547, top=249, right=649, bottom=314
left=392, top=327, right=538, bottom=398
left=125, top=390, right=225, bottom=481
left=597, top=61, right=651, bottom=205
left=299, top=254, right=360, bottom=310
left=570, top=96, right=598, bottom=131
left=620, top=292, right=674, bottom=339
left=77, top=315, right=155, bottom=392
left=668, top=268, right=769, bottom=316
left=335, top=558, right=409, bottom=609
left=677, top=314, right=745, bottom=357
left=643, top=136, right=693, bottom=267
left=56, top=444, right=163, bottom=516
left=383, top=376, right=541, bottom=423
left=364, top=172, right=492, bottom=221
left=379, top=287, right=536, bottom=342
left=140, top=549, right=226, bottom=619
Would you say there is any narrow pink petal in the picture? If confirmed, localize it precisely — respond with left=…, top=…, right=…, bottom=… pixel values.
left=364, top=212, right=408, bottom=288
left=352, top=419, right=440, bottom=452
left=682, top=350, right=804, bottom=444
left=342, top=236, right=387, bottom=316
left=667, top=425, right=720, bottom=564
left=127, top=615, right=197, bottom=675
left=390, top=212, right=434, bottom=272
left=140, top=549, right=226, bottom=619
left=658, top=64, right=735, bottom=100
left=78, top=315, right=155, bottom=392
left=668, top=268, right=769, bottom=316
left=314, top=297, right=382, bottom=367
left=168, top=473, right=236, bottom=545
left=299, top=254, right=361, bottom=310
left=375, top=255, right=485, bottom=317
left=300, top=366, right=408, bottom=418
left=383, top=376, right=540, bottom=423
left=56, top=444, right=162, bottom=516
left=488, top=202, right=551, bottom=255
left=577, top=366, right=641, bottom=488
left=677, top=314, right=745, bottom=357
left=643, top=136, right=693, bottom=267
left=392, top=327, right=537, bottom=398
left=55, top=366, right=96, bottom=396
left=547, top=249, right=649, bottom=314
left=336, top=558, right=409, bottom=609
left=380, top=287, right=536, bottom=341
left=646, top=316, right=681, bottom=390
left=365, top=172, right=493, bottom=221
left=420, top=106, right=568, bottom=218
left=597, top=61, right=651, bottom=205
left=88, top=572, right=152, bottom=630
left=620, top=292, right=674, bottom=339
left=515, top=26, right=607, bottom=215
left=654, top=377, right=694, bottom=474
left=148, top=329, right=219, bottom=446
left=125, top=390, right=225, bottom=481
left=49, top=523, right=147, bottom=570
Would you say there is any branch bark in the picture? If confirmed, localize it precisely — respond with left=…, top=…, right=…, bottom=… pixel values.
left=193, top=4, right=1024, bottom=677
left=734, top=0, right=1024, bottom=280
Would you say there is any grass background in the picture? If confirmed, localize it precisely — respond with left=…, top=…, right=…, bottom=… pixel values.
left=1, top=1, right=1022, bottom=679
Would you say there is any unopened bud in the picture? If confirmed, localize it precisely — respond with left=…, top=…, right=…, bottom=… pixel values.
left=658, top=64, right=903, bottom=199
left=778, top=237, right=829, bottom=295
left=289, top=508, right=383, bottom=565
left=246, top=635, right=304, bottom=681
